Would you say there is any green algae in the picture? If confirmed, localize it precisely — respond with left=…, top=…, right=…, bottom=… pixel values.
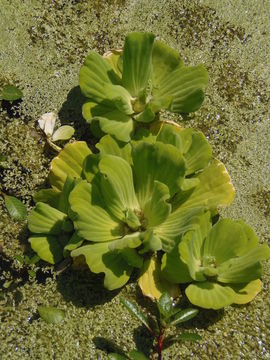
left=0, top=0, right=269, bottom=359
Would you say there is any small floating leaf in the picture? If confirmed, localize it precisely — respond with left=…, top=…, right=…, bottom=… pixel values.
left=108, top=354, right=127, bottom=360
left=129, top=350, right=149, bottom=360
left=52, top=125, right=75, bottom=142
left=1, top=85, right=23, bottom=101
left=4, top=195, right=27, bottom=221
left=38, top=306, right=65, bottom=324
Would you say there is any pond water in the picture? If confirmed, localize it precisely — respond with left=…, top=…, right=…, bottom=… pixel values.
left=0, top=0, right=269, bottom=359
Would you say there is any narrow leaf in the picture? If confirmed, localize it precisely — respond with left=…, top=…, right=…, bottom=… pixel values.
left=120, top=297, right=152, bottom=333
left=4, top=195, right=27, bottom=221
left=170, top=308, right=199, bottom=326
left=38, top=306, right=65, bottom=324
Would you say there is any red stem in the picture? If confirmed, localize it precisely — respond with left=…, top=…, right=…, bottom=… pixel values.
left=157, top=334, right=164, bottom=360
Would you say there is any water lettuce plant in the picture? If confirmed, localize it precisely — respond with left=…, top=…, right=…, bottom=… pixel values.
left=80, top=32, right=208, bottom=141
left=161, top=212, right=270, bottom=309
left=28, top=123, right=235, bottom=295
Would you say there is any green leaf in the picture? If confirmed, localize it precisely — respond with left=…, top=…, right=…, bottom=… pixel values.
left=154, top=65, right=208, bottom=113
left=51, top=125, right=75, bottom=142
left=151, top=40, right=183, bottom=87
left=217, top=244, right=270, bottom=283
left=28, top=202, right=69, bottom=235
left=98, top=155, right=139, bottom=221
left=122, top=32, right=155, bottom=97
left=63, top=233, right=83, bottom=256
left=49, top=141, right=92, bottom=191
left=33, top=188, right=60, bottom=208
left=4, top=195, right=27, bottom=221
left=129, top=350, right=149, bottom=360
left=96, top=134, right=132, bottom=164
left=143, top=181, right=171, bottom=227
left=1, top=85, right=23, bottom=101
left=185, top=282, right=236, bottom=310
left=120, top=297, right=152, bottom=332
left=156, top=160, right=235, bottom=252
left=132, top=141, right=185, bottom=208
left=174, top=332, right=201, bottom=342
left=38, top=306, right=65, bottom=324
left=108, top=233, right=142, bottom=251
left=103, top=49, right=123, bottom=77
left=138, top=257, right=180, bottom=300
left=29, top=234, right=68, bottom=264
left=232, top=279, right=262, bottom=305
left=203, top=219, right=258, bottom=265
left=69, top=181, right=124, bottom=241
left=157, top=292, right=174, bottom=320
left=170, top=308, right=199, bottom=326
left=108, top=353, right=128, bottom=360
left=79, top=52, right=121, bottom=103
left=71, top=242, right=132, bottom=290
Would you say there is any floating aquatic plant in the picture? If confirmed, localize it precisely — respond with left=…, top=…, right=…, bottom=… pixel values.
left=0, top=85, right=23, bottom=101
left=80, top=32, right=208, bottom=141
left=162, top=212, right=270, bottom=309
left=28, top=123, right=234, bottom=293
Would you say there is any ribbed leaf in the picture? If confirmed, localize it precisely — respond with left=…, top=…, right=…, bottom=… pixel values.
left=33, top=188, right=60, bottom=208
left=185, top=282, right=236, bottom=309
left=203, top=219, right=259, bottom=265
left=71, top=243, right=132, bottom=290
left=28, top=203, right=69, bottom=235
left=29, top=234, right=67, bottom=264
left=138, top=257, right=180, bottom=300
left=154, top=65, right=208, bottom=113
left=79, top=51, right=121, bottom=103
left=232, top=279, right=262, bottom=305
left=132, top=141, right=185, bottom=209
left=143, top=181, right=171, bottom=227
left=103, top=49, right=123, bottom=77
left=217, top=244, right=270, bottom=283
left=151, top=40, right=183, bottom=87
left=122, top=32, right=155, bottom=97
left=98, top=155, right=139, bottom=221
left=49, top=141, right=92, bottom=191
left=108, top=232, right=142, bottom=251
left=96, top=134, right=132, bottom=164
left=69, top=181, right=124, bottom=241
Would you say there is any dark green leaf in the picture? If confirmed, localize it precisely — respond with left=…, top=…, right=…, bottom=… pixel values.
left=4, top=195, right=27, bottom=221
left=170, top=308, right=199, bottom=326
left=1, top=85, right=23, bottom=101
left=15, top=255, right=24, bottom=264
left=27, top=269, right=36, bottom=278
left=120, top=297, right=152, bottom=333
left=157, top=292, right=173, bottom=320
left=129, top=349, right=149, bottom=360
left=108, top=353, right=128, bottom=360
left=38, top=306, right=65, bottom=324
left=174, top=332, right=201, bottom=342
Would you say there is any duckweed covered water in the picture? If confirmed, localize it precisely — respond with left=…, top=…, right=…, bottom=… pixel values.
left=0, top=0, right=269, bottom=359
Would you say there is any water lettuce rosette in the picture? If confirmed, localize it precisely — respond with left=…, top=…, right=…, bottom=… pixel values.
left=161, top=212, right=270, bottom=309
left=80, top=32, right=208, bottom=141
left=28, top=123, right=234, bottom=292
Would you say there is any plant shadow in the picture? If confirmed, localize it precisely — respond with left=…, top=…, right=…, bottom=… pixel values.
left=58, top=86, right=96, bottom=147
left=92, top=336, right=127, bottom=357
left=56, top=267, right=120, bottom=308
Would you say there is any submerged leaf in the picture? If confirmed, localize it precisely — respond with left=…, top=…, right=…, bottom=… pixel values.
left=1, top=85, right=23, bottom=101
left=38, top=306, right=65, bottom=324
left=174, top=332, right=201, bottom=342
left=129, top=350, right=149, bottom=360
left=4, top=195, right=27, bottom=221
